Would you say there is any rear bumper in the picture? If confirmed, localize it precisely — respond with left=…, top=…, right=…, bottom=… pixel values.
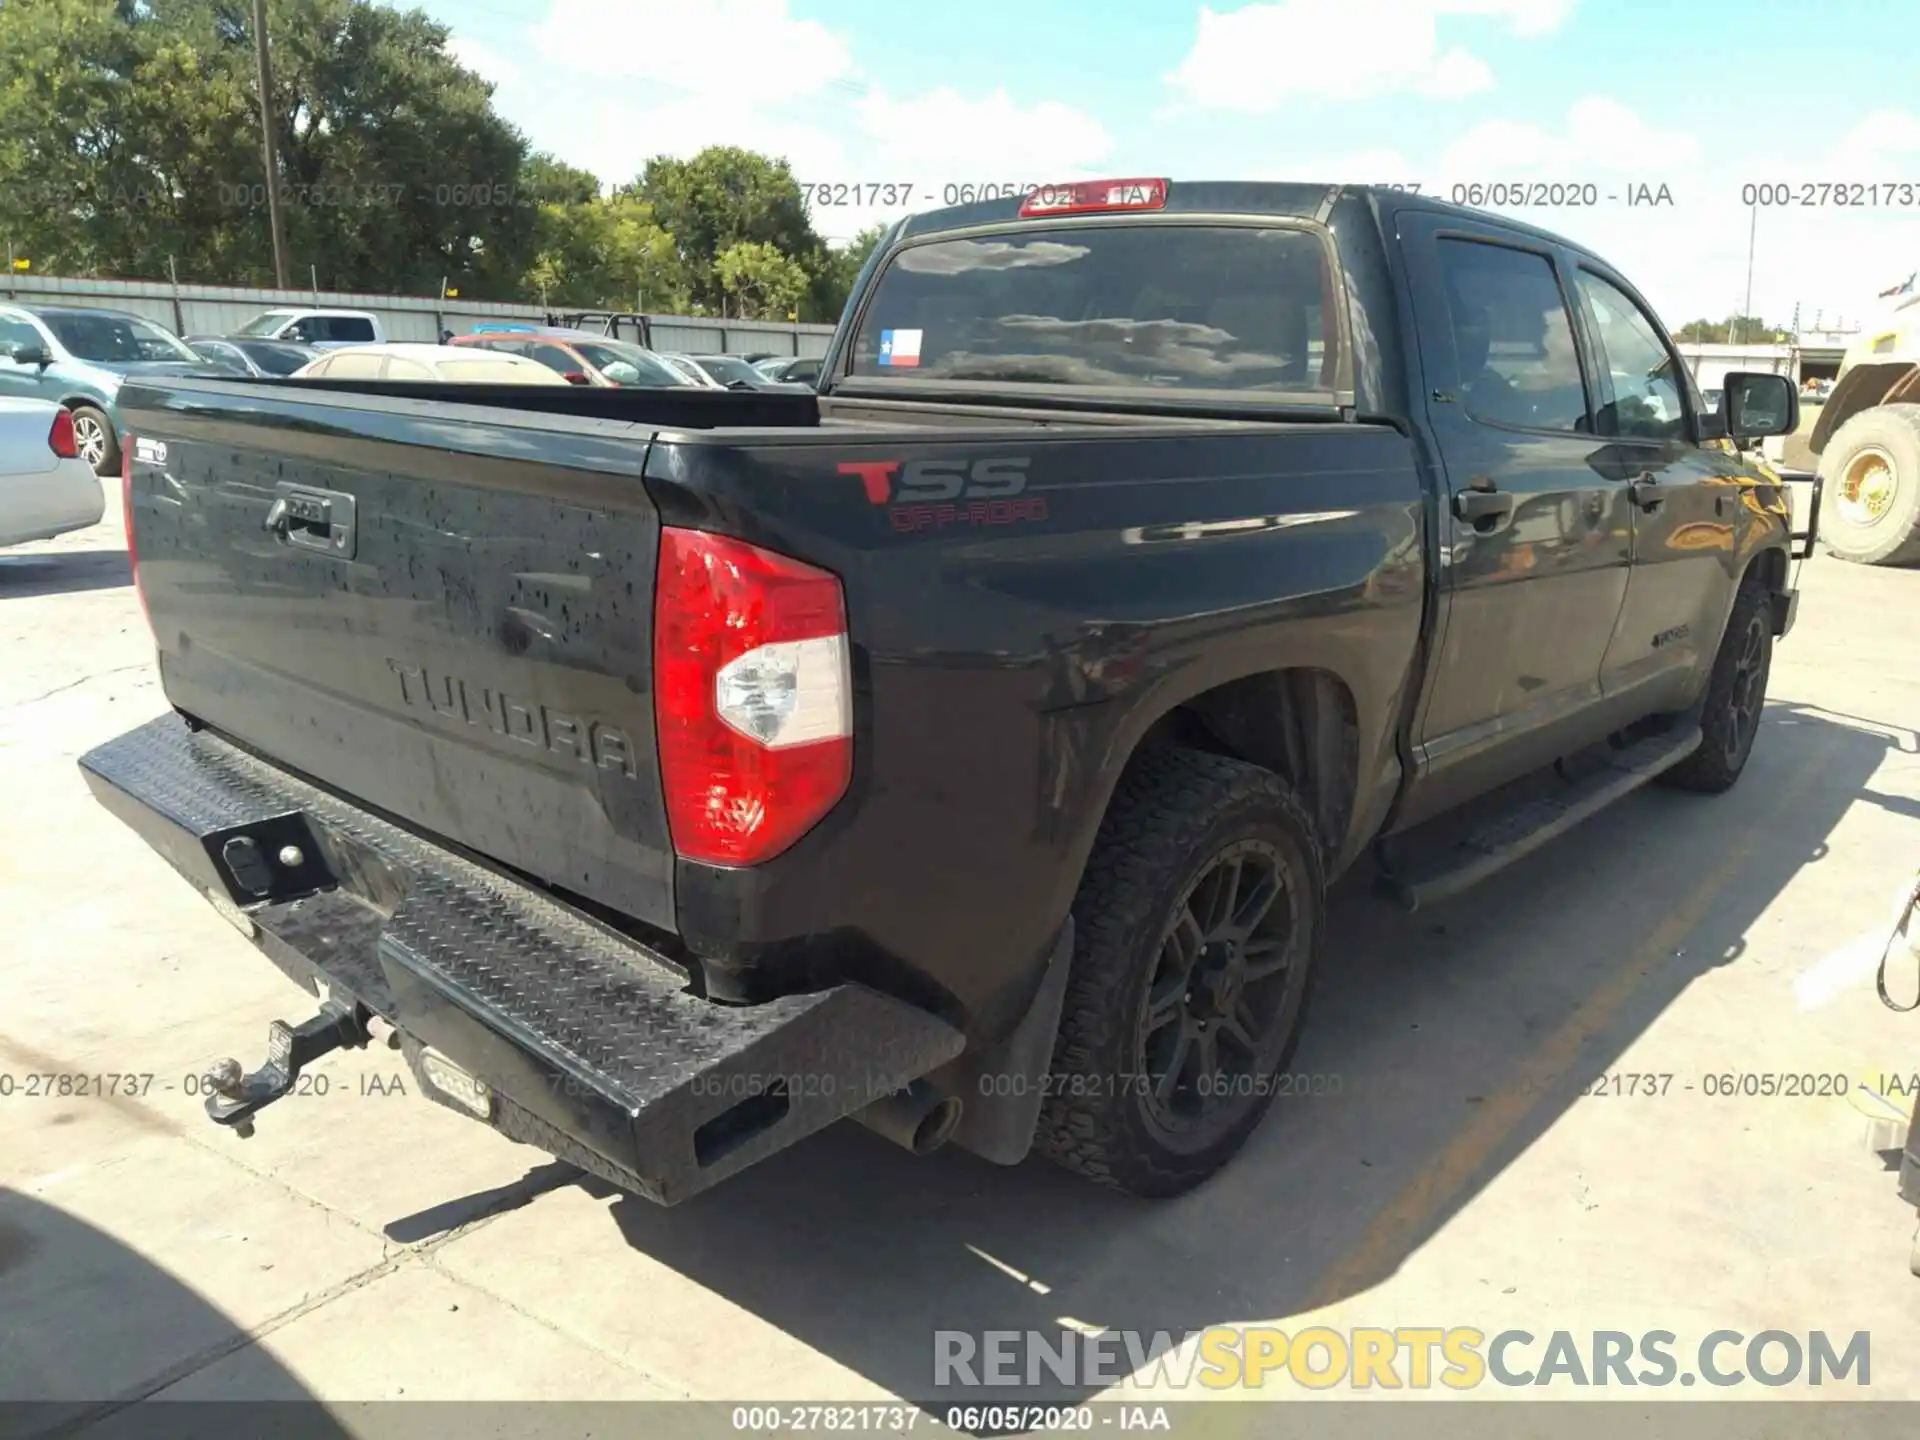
left=0, top=458, right=106, bottom=547
left=78, top=716, right=964, bottom=1205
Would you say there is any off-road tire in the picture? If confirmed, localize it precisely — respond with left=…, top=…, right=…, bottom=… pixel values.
left=1033, top=746, right=1325, bottom=1198
left=1817, top=403, right=1920, bottom=567
left=1659, top=575, right=1773, bottom=793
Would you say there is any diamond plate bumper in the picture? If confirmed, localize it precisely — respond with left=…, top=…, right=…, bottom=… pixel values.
left=79, top=715, right=965, bottom=1205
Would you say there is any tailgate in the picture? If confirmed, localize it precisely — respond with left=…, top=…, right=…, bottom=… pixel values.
left=118, top=382, right=678, bottom=933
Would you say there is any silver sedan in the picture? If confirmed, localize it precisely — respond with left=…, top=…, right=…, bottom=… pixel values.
left=0, top=397, right=107, bottom=547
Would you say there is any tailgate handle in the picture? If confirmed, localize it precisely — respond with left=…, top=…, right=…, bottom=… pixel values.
left=266, top=483, right=356, bottom=559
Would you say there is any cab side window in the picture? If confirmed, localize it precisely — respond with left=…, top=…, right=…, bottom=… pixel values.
left=1575, top=271, right=1688, bottom=443
left=1435, top=239, right=1591, bottom=433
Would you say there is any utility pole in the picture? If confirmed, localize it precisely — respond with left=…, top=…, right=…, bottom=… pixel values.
left=252, top=0, right=291, bottom=289
left=1736, top=202, right=1757, bottom=346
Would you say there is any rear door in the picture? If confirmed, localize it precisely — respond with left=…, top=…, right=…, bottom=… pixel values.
left=1569, top=265, right=1741, bottom=711
left=120, top=384, right=677, bottom=930
left=1395, top=212, right=1634, bottom=824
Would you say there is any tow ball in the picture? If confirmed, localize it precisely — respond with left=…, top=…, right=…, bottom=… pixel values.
left=201, top=999, right=373, bottom=1138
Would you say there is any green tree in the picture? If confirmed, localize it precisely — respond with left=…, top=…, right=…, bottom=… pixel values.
left=254, top=0, right=537, bottom=296
left=1673, top=315, right=1790, bottom=345
left=523, top=177, right=688, bottom=312
left=803, top=221, right=890, bottom=322
left=0, top=0, right=258, bottom=279
left=0, top=0, right=541, bottom=296
left=714, top=239, right=809, bottom=320
left=633, top=146, right=823, bottom=313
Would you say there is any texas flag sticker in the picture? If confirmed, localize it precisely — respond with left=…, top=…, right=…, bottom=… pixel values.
left=878, top=328, right=922, bottom=367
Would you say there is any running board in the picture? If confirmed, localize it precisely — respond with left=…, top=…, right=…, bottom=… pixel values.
left=1379, top=726, right=1704, bottom=911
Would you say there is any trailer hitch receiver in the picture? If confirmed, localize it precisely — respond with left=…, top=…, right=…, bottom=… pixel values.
left=203, top=999, right=372, bottom=1137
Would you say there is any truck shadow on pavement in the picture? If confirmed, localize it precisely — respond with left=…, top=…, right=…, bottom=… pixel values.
left=0, top=1189, right=349, bottom=1439
left=587, top=699, right=1907, bottom=1406
left=0, top=550, right=132, bottom=598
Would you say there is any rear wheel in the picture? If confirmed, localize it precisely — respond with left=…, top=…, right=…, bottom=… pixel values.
left=1817, top=403, right=1920, bottom=566
left=1659, top=577, right=1773, bottom=794
left=1034, top=746, right=1325, bottom=1198
left=69, top=403, right=119, bottom=477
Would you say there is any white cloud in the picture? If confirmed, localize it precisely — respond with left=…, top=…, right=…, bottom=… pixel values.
left=1418, top=100, right=1920, bottom=331
left=1439, top=96, right=1701, bottom=177
left=1243, top=148, right=1418, bottom=184
left=853, top=89, right=1111, bottom=179
left=1827, top=108, right=1920, bottom=175
left=530, top=0, right=853, bottom=103
left=1164, top=0, right=1574, bottom=111
left=1422, top=48, right=1495, bottom=98
left=447, top=36, right=522, bottom=89
left=455, top=0, right=1109, bottom=241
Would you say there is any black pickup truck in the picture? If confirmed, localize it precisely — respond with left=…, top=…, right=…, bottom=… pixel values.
left=83, top=181, right=1814, bottom=1204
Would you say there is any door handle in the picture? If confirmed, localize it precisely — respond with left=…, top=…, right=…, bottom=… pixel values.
left=1452, top=487, right=1515, bottom=528
left=263, top=484, right=357, bottom=558
left=1628, top=472, right=1664, bottom=512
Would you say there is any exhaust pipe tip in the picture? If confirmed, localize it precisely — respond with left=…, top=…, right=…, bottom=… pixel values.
left=910, top=1094, right=964, bottom=1155
left=855, top=1079, right=963, bottom=1156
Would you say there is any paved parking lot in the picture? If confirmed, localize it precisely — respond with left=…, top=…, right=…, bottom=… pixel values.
left=4, top=478, right=1919, bottom=1425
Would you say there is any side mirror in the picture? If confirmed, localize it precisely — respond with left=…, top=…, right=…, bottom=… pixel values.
left=12, top=344, right=53, bottom=369
left=562, top=371, right=590, bottom=385
left=1723, top=371, right=1798, bottom=441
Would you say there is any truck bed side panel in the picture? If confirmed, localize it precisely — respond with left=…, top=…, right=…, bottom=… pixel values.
left=645, top=423, right=1427, bottom=1032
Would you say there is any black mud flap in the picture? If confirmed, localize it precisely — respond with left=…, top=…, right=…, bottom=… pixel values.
left=79, top=715, right=965, bottom=1205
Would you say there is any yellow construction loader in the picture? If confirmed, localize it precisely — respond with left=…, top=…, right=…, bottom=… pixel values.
left=1808, top=279, right=1920, bottom=565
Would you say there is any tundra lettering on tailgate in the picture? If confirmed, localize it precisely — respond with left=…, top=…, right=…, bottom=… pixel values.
left=387, top=660, right=637, bottom=776
left=837, top=456, right=1049, bottom=533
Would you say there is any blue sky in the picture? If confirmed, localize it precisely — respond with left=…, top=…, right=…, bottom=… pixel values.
left=421, top=0, right=1920, bottom=329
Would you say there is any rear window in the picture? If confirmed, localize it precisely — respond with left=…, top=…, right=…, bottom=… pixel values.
left=571, top=342, right=688, bottom=387
left=848, top=223, right=1339, bottom=394
left=243, top=342, right=315, bottom=375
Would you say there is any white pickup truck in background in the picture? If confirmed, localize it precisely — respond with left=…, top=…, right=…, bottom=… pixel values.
left=232, top=308, right=386, bottom=349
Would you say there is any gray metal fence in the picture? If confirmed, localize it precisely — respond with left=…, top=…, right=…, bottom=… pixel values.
left=0, top=273, right=838, bottom=355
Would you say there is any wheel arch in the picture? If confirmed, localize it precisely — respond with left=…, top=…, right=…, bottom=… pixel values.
left=1812, top=363, right=1920, bottom=455
left=1079, top=659, right=1374, bottom=890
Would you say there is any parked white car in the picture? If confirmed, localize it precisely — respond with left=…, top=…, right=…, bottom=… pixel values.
left=0, top=397, right=106, bottom=547
left=234, top=308, right=387, bottom=349
left=290, top=344, right=569, bottom=384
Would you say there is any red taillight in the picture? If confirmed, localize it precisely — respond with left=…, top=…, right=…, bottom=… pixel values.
left=49, top=408, right=78, bottom=459
left=1018, top=177, right=1170, bottom=218
left=653, top=527, right=852, bottom=867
